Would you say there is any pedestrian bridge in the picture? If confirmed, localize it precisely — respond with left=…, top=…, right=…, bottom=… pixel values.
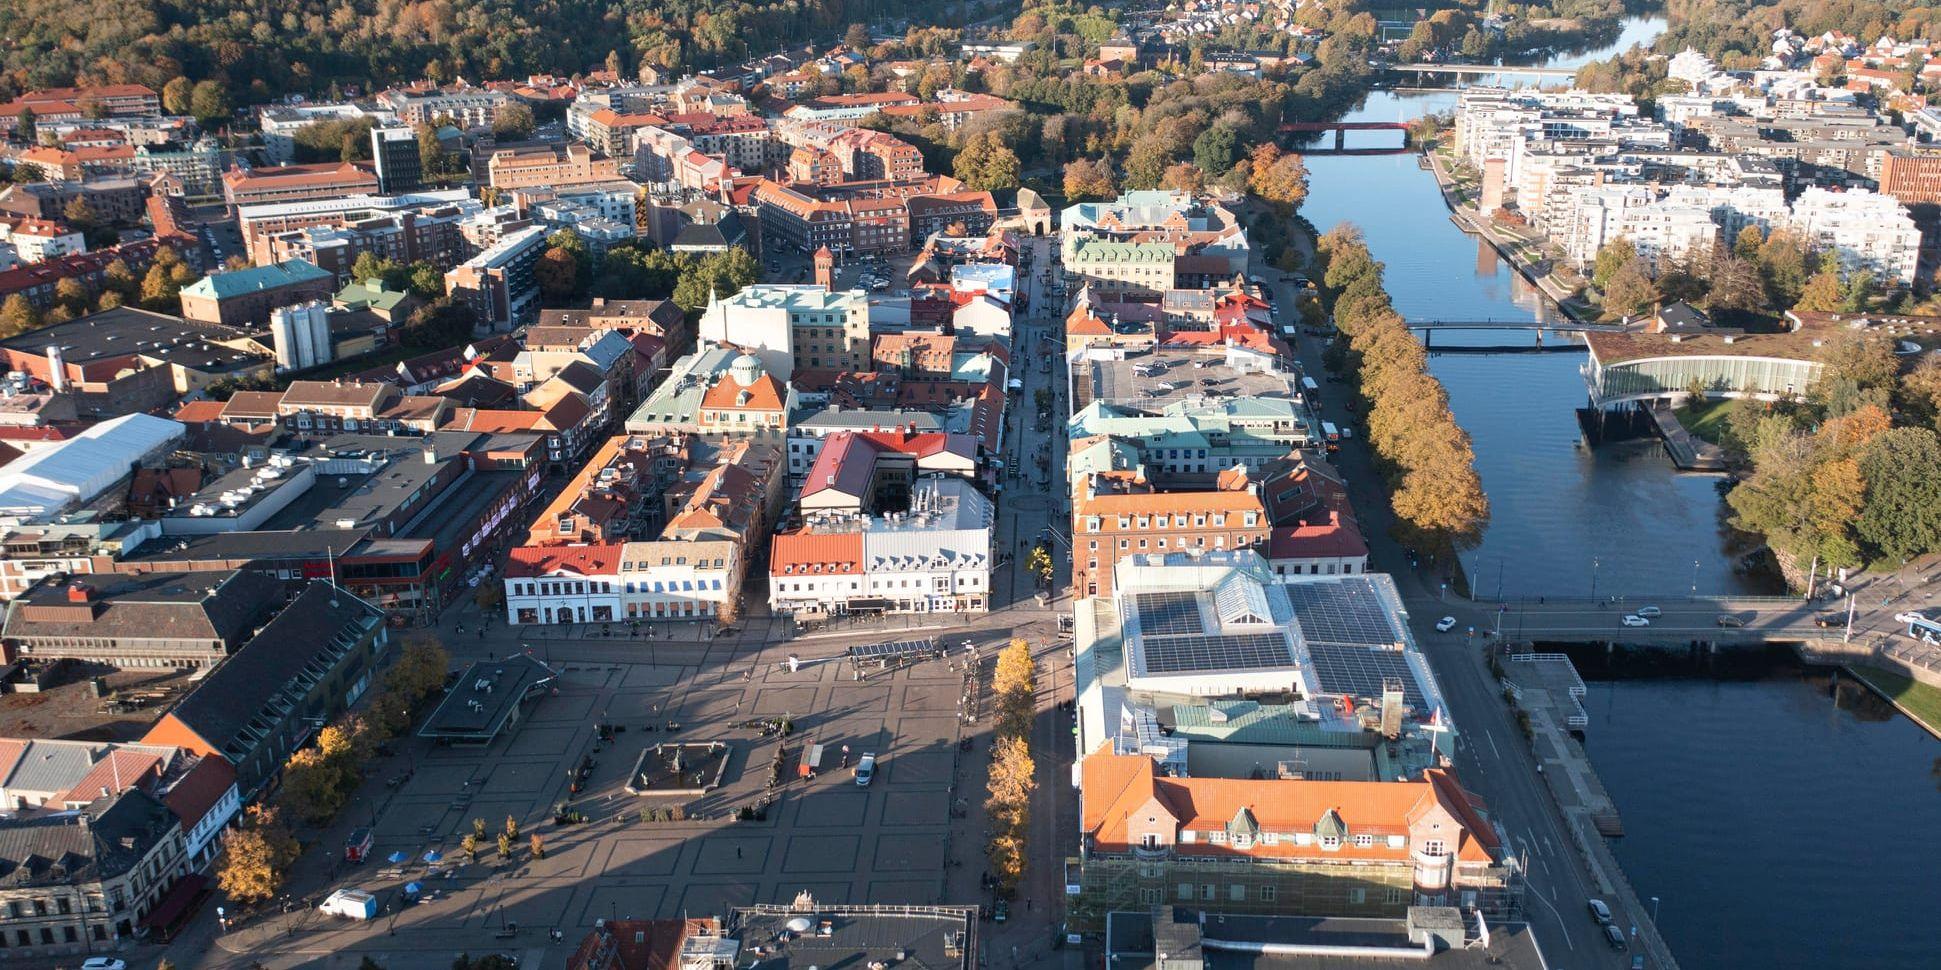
left=1405, top=319, right=1626, bottom=333
left=1390, top=63, right=1580, bottom=78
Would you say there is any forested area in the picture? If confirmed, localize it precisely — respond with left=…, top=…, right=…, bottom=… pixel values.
left=0, top=0, right=967, bottom=108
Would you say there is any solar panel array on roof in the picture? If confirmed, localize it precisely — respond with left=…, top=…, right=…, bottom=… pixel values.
left=847, top=639, right=937, bottom=659
left=1282, top=578, right=1399, bottom=646
left=1142, top=632, right=1292, bottom=674
left=1132, top=591, right=1204, bottom=636
left=1306, top=644, right=1424, bottom=708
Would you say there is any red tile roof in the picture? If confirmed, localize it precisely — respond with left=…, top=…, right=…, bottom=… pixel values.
left=160, top=755, right=236, bottom=831
left=507, top=544, right=623, bottom=578
left=769, top=530, right=865, bottom=576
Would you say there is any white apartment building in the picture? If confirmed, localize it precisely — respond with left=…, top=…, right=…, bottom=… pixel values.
left=1788, top=187, right=1921, bottom=286
left=1559, top=186, right=1720, bottom=272
left=258, top=103, right=396, bottom=163
left=696, top=284, right=871, bottom=376
left=769, top=477, right=993, bottom=615
left=619, top=539, right=739, bottom=621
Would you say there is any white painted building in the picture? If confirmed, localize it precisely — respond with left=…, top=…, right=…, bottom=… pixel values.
left=619, top=539, right=740, bottom=621
left=696, top=284, right=872, bottom=377
left=1788, top=187, right=1921, bottom=285
left=769, top=476, right=993, bottom=615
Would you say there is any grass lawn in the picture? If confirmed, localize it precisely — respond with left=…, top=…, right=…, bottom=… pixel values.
left=1850, top=665, right=1941, bottom=735
left=1673, top=398, right=1742, bottom=446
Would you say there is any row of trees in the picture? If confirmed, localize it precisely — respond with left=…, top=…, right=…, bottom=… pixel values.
left=1591, top=225, right=1894, bottom=323
left=217, top=636, right=451, bottom=905
left=1724, top=331, right=1941, bottom=575
left=0, top=243, right=202, bottom=338
left=985, top=638, right=1037, bottom=895
left=1317, top=225, right=1492, bottom=558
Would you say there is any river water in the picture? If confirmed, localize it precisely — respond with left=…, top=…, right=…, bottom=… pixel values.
left=1298, top=14, right=1941, bottom=968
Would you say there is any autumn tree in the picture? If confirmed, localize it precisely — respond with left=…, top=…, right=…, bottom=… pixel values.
left=162, top=77, right=194, bottom=116
left=1248, top=145, right=1309, bottom=211
left=217, top=806, right=300, bottom=904
left=1601, top=257, right=1656, bottom=319
left=497, top=832, right=513, bottom=859
left=492, top=103, right=535, bottom=139
left=993, top=637, right=1036, bottom=739
left=1160, top=161, right=1206, bottom=194
left=535, top=247, right=580, bottom=298
left=1062, top=158, right=1116, bottom=202
left=530, top=833, right=546, bottom=859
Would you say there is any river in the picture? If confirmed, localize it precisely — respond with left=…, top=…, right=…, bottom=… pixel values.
left=1297, top=14, right=1941, bottom=969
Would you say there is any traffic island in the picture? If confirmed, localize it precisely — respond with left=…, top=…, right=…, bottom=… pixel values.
left=624, top=741, right=731, bottom=796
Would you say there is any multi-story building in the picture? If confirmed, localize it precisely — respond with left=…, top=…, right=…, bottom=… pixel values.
left=0, top=788, right=185, bottom=954
left=1556, top=185, right=1721, bottom=273
left=378, top=87, right=512, bottom=128
left=1788, top=186, right=1921, bottom=285
left=257, top=102, right=397, bottom=163
left=0, top=570, right=283, bottom=668
left=697, top=283, right=871, bottom=374
left=0, top=217, right=85, bottom=264
left=669, top=113, right=779, bottom=173
left=1880, top=150, right=1941, bottom=205
left=1071, top=468, right=1270, bottom=599
left=221, top=162, right=380, bottom=211
left=141, top=581, right=389, bottom=800
left=769, top=476, right=992, bottom=615
left=370, top=123, right=424, bottom=195
left=178, top=259, right=336, bottom=327
left=1063, top=239, right=1177, bottom=299
left=236, top=190, right=479, bottom=265
left=624, top=346, right=795, bottom=436
left=486, top=144, right=623, bottom=190
left=1075, top=748, right=1510, bottom=922
left=749, top=177, right=991, bottom=255
left=445, top=226, right=547, bottom=331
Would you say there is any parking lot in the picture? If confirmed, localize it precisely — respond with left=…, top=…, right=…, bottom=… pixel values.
left=204, top=628, right=1027, bottom=967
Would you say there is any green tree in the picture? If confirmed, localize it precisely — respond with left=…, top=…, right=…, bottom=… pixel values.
left=16, top=108, right=35, bottom=144
left=139, top=263, right=182, bottom=310
left=953, top=131, right=1019, bottom=192
left=351, top=251, right=400, bottom=286
left=1857, top=428, right=1941, bottom=562
left=1601, top=258, right=1656, bottom=318
left=1592, top=238, right=1637, bottom=291
left=189, top=80, right=231, bottom=125
left=1192, top=124, right=1239, bottom=176
left=407, top=262, right=446, bottom=299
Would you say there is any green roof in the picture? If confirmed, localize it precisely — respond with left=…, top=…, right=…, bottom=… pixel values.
left=335, top=278, right=415, bottom=313
left=181, top=259, right=331, bottom=301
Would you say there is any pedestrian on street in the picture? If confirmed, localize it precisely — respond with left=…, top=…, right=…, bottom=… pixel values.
left=736, top=847, right=743, bottom=859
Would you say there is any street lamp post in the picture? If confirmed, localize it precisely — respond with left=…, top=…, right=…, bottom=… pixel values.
left=1650, top=895, right=1661, bottom=923
left=1690, top=560, right=1699, bottom=600
left=1589, top=557, right=1601, bottom=602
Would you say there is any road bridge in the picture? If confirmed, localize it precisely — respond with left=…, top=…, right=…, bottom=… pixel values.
left=1278, top=120, right=1410, bottom=151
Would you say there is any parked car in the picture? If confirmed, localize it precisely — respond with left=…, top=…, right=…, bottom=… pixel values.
left=855, top=753, right=877, bottom=786
left=1621, top=614, right=1650, bottom=627
left=1435, top=616, right=1458, bottom=633
left=993, top=898, right=1009, bottom=923
left=1634, top=606, right=1661, bottom=618
left=1603, top=924, right=1629, bottom=951
left=1587, top=899, right=1613, bottom=924
left=82, top=960, right=128, bottom=970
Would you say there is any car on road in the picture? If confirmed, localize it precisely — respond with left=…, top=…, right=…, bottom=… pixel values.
left=1621, top=614, right=1650, bottom=627
left=1435, top=616, right=1458, bottom=632
left=1634, top=606, right=1661, bottom=618
left=854, top=753, right=877, bottom=786
left=1716, top=614, right=1747, bottom=628
left=1586, top=899, right=1612, bottom=924
left=993, top=898, right=1009, bottom=923
left=1814, top=613, right=1840, bottom=628
left=1603, top=924, right=1628, bottom=951
left=82, top=960, right=127, bottom=970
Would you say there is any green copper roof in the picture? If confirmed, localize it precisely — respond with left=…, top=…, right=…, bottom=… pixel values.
left=181, top=259, right=331, bottom=301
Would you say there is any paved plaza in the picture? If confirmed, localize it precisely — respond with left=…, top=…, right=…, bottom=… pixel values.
left=195, top=624, right=1046, bottom=968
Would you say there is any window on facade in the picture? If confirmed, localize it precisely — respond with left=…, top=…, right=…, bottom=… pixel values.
left=1229, top=884, right=1246, bottom=902
left=1385, top=887, right=1409, bottom=904
left=1200, top=884, right=1216, bottom=901
left=1320, top=835, right=1341, bottom=850
left=1140, top=833, right=1160, bottom=849
left=1348, top=888, right=1367, bottom=905
left=1422, top=839, right=1447, bottom=857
